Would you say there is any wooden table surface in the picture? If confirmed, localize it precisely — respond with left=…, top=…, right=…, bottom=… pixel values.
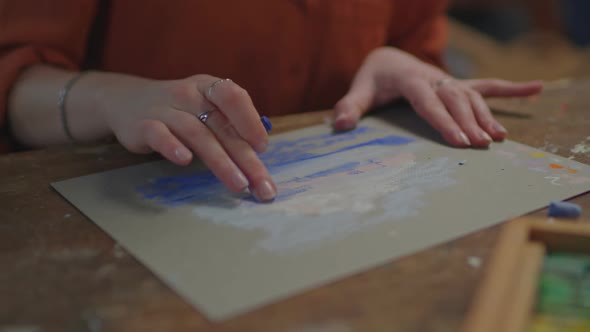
left=1, top=80, right=589, bottom=332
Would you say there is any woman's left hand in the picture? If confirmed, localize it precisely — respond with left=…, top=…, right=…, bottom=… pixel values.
left=333, top=47, right=543, bottom=148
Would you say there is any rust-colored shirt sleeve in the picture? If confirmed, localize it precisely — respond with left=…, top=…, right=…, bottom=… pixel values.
left=0, top=0, right=97, bottom=152
left=388, top=0, right=450, bottom=68
left=0, top=0, right=451, bottom=153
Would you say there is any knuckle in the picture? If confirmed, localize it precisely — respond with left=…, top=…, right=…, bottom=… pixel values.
left=138, top=120, right=164, bottom=146
left=166, top=112, right=199, bottom=136
left=467, top=90, right=488, bottom=105
left=181, top=123, right=204, bottom=140
left=410, top=97, right=435, bottom=115
left=222, top=85, right=250, bottom=107
left=169, top=114, right=201, bottom=139
left=219, top=121, right=240, bottom=139
left=465, top=89, right=480, bottom=100
left=476, top=105, right=493, bottom=119
left=406, top=97, right=423, bottom=111
left=137, top=120, right=170, bottom=152
left=440, top=86, right=461, bottom=99
left=400, top=77, right=422, bottom=93
left=166, top=80, right=196, bottom=106
left=139, top=119, right=161, bottom=135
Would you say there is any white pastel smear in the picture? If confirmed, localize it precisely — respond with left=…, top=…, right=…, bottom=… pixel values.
left=194, top=147, right=457, bottom=254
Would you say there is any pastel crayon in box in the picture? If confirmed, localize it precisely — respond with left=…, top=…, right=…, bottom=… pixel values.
left=462, top=217, right=590, bottom=332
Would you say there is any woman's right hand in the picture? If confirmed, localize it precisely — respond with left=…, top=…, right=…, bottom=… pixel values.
left=97, top=74, right=277, bottom=202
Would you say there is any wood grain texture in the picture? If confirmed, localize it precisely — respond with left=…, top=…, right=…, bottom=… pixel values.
left=2, top=49, right=590, bottom=332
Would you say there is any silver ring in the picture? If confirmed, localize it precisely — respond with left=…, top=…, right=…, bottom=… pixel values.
left=197, top=109, right=216, bottom=124
left=433, top=78, right=453, bottom=89
left=207, top=78, right=232, bottom=99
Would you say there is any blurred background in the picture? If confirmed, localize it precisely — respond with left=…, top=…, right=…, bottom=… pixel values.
left=445, top=0, right=590, bottom=80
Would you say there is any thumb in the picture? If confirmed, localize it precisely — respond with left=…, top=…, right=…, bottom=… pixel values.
left=333, top=77, right=375, bottom=132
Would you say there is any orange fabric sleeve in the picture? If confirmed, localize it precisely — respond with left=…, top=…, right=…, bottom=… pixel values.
left=0, top=1, right=98, bottom=151
left=389, top=0, right=450, bottom=68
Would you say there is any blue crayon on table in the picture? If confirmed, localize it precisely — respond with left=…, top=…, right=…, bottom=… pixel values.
left=548, top=200, right=582, bottom=218
left=260, top=115, right=272, bottom=133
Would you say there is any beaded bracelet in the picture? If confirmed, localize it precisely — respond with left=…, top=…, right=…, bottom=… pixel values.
left=57, top=71, right=90, bottom=143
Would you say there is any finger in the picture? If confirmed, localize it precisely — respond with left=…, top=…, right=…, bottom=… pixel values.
left=163, top=111, right=251, bottom=194
left=333, top=75, right=375, bottom=132
left=467, top=90, right=508, bottom=141
left=465, top=79, right=543, bottom=97
left=196, top=77, right=268, bottom=153
left=204, top=110, right=277, bottom=202
left=141, top=119, right=193, bottom=165
left=403, top=79, right=471, bottom=147
left=437, top=84, right=492, bottom=147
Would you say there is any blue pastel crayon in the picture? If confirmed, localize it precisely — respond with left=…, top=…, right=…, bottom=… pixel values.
left=548, top=201, right=582, bottom=218
left=261, top=115, right=272, bottom=133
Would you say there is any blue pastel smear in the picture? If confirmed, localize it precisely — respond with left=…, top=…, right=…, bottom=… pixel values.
left=268, top=161, right=362, bottom=203
left=136, top=125, right=415, bottom=206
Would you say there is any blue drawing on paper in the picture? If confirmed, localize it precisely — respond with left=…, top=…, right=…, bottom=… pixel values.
left=137, top=126, right=414, bottom=206
left=136, top=124, right=459, bottom=253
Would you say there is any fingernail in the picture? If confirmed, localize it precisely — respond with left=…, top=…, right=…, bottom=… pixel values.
left=334, top=114, right=355, bottom=131
left=233, top=172, right=249, bottom=191
left=493, top=123, right=508, bottom=134
left=175, top=147, right=192, bottom=162
left=481, top=131, right=493, bottom=143
left=335, top=113, right=347, bottom=122
left=252, top=180, right=276, bottom=202
left=459, top=132, right=471, bottom=146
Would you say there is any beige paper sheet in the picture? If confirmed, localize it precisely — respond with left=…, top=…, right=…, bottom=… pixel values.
left=52, top=111, right=590, bottom=320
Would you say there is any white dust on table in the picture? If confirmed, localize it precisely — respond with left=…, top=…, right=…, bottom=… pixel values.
left=570, top=137, right=590, bottom=155
left=467, top=256, right=482, bottom=268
